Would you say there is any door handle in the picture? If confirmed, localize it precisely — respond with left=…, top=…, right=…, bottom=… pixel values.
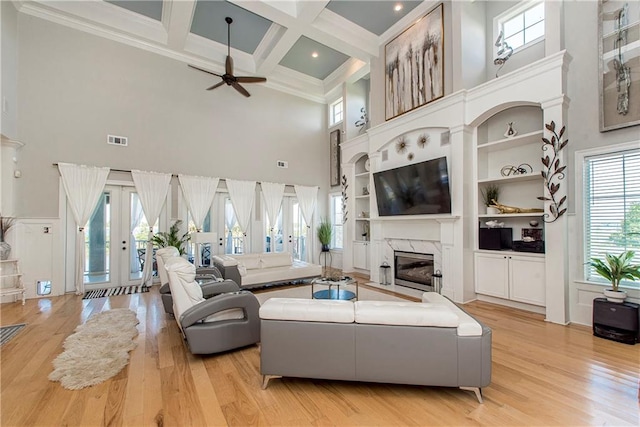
left=122, top=240, right=126, bottom=244
left=122, top=247, right=126, bottom=251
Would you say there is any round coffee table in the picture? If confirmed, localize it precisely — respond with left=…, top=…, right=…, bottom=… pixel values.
left=311, top=276, right=358, bottom=301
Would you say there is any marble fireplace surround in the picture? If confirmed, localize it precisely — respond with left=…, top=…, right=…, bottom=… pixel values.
left=371, top=216, right=458, bottom=299
left=383, top=239, right=441, bottom=289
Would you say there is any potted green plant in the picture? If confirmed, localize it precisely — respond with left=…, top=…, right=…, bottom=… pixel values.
left=317, top=218, right=333, bottom=253
left=481, top=184, right=501, bottom=215
left=151, top=220, right=190, bottom=255
left=590, top=250, right=640, bottom=303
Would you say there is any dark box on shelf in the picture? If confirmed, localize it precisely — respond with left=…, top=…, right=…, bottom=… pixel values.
left=479, top=228, right=513, bottom=250
left=512, top=240, right=545, bottom=253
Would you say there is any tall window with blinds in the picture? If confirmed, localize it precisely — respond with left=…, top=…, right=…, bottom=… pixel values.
left=584, top=149, right=640, bottom=286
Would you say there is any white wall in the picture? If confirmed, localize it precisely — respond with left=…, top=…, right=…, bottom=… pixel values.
left=15, top=15, right=329, bottom=220
left=1, top=1, right=19, bottom=139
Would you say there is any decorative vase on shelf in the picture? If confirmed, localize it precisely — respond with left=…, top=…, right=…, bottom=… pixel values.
left=0, top=241, right=10, bottom=260
left=504, top=122, right=517, bottom=138
left=486, top=206, right=501, bottom=215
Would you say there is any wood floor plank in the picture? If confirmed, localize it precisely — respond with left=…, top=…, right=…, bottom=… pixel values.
left=1, top=286, right=639, bottom=427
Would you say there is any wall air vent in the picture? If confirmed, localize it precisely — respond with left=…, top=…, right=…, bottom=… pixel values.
left=277, top=160, right=288, bottom=168
left=107, top=135, right=128, bottom=146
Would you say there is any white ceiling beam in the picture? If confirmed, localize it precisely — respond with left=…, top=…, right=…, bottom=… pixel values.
left=323, top=58, right=368, bottom=96
left=311, top=9, right=379, bottom=58
left=379, top=1, right=441, bottom=44
left=163, top=0, right=197, bottom=51
left=254, top=24, right=299, bottom=75
left=27, top=0, right=168, bottom=44
left=228, top=0, right=374, bottom=62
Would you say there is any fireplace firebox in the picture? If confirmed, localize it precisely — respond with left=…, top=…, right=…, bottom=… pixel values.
left=394, top=251, right=435, bottom=291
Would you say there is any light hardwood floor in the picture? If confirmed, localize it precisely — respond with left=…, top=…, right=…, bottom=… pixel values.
left=1, top=285, right=638, bottom=426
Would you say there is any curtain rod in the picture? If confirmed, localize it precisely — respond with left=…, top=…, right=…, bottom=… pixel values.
left=51, top=163, right=318, bottom=188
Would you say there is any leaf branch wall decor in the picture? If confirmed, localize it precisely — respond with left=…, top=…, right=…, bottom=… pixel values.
left=341, top=174, right=348, bottom=223
left=537, top=121, right=568, bottom=223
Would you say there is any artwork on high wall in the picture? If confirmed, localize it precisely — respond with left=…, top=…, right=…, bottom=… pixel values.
left=385, top=3, right=444, bottom=121
left=599, top=0, right=640, bottom=132
left=330, top=129, right=341, bottom=186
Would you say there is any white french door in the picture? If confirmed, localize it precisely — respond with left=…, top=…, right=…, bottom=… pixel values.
left=67, top=184, right=164, bottom=291
left=277, top=197, right=307, bottom=262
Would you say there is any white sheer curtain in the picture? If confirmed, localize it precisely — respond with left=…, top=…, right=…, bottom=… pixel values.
left=226, top=180, right=256, bottom=251
left=179, top=174, right=219, bottom=265
left=58, top=163, right=110, bottom=295
left=129, top=193, right=144, bottom=274
left=225, top=201, right=236, bottom=253
left=178, top=174, right=219, bottom=231
left=131, top=170, right=172, bottom=286
left=294, top=185, right=318, bottom=262
left=261, top=182, right=285, bottom=252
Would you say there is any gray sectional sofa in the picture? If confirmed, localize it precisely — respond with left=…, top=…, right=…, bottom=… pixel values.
left=259, top=292, right=492, bottom=403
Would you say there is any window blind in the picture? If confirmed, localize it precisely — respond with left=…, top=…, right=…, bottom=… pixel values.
left=584, top=149, right=640, bottom=285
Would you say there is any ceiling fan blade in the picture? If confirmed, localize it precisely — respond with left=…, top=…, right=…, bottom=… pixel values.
left=236, top=76, right=267, bottom=84
left=206, top=81, right=226, bottom=91
left=232, top=82, right=251, bottom=97
left=188, top=64, right=222, bottom=78
left=226, top=55, right=233, bottom=76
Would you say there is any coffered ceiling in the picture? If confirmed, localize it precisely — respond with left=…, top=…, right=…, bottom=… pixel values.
left=15, top=0, right=432, bottom=102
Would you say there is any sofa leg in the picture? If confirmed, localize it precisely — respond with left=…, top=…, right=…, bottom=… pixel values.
left=261, top=375, right=281, bottom=390
left=460, top=386, right=483, bottom=403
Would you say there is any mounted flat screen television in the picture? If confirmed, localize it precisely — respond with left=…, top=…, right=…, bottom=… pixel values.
left=373, top=157, right=452, bottom=216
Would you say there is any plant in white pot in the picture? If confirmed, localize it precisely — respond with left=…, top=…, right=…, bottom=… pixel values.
left=590, top=250, right=640, bottom=303
left=481, top=184, right=501, bottom=215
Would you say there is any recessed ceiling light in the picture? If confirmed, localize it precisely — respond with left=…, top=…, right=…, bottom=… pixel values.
left=312, top=52, right=319, bottom=58
left=394, top=4, right=403, bottom=12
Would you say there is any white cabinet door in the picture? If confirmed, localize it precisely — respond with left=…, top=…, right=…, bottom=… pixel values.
left=509, top=255, right=546, bottom=306
left=353, top=242, right=369, bottom=270
left=474, top=253, right=509, bottom=298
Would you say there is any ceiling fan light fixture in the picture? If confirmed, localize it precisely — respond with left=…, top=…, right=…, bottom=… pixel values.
left=187, top=16, right=266, bottom=98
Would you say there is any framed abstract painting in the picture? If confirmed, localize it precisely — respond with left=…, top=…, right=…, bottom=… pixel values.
left=385, top=3, right=444, bottom=121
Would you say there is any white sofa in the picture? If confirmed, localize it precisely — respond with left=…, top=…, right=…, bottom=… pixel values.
left=259, top=292, right=492, bottom=403
left=212, top=252, right=322, bottom=289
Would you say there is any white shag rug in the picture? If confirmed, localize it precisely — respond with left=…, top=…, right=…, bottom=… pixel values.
left=49, top=308, right=139, bottom=390
left=254, top=284, right=412, bottom=305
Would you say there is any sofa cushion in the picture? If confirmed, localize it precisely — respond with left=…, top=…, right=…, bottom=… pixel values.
left=355, top=301, right=459, bottom=327
left=260, top=252, right=293, bottom=268
left=260, top=298, right=355, bottom=323
left=421, top=292, right=483, bottom=336
left=212, top=255, right=238, bottom=267
left=234, top=254, right=262, bottom=270
left=240, top=261, right=322, bottom=286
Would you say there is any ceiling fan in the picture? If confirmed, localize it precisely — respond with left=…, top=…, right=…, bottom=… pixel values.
left=188, top=17, right=267, bottom=97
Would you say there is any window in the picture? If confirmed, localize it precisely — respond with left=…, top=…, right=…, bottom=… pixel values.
left=329, top=193, right=343, bottom=249
left=329, top=98, right=343, bottom=126
left=497, top=1, right=544, bottom=52
left=584, top=148, right=640, bottom=286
